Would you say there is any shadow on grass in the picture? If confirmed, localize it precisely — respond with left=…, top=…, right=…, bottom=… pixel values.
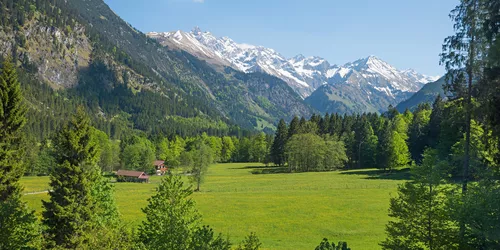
left=250, top=167, right=290, bottom=175
left=228, top=165, right=291, bottom=174
left=340, top=168, right=412, bottom=181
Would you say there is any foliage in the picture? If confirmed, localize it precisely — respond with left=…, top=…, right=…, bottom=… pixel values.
left=381, top=150, right=458, bottom=249
left=0, top=58, right=27, bottom=201
left=315, top=238, right=350, bottom=250
left=235, top=232, right=262, bottom=250
left=138, top=175, right=201, bottom=249
left=0, top=58, right=40, bottom=249
left=42, top=108, right=119, bottom=248
left=190, top=225, right=232, bottom=250
left=120, top=135, right=155, bottom=172
left=0, top=195, right=41, bottom=250
left=286, top=133, right=347, bottom=172
left=186, top=142, right=214, bottom=191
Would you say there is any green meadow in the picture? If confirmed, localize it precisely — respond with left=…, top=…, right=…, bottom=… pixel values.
left=20, top=163, right=406, bottom=249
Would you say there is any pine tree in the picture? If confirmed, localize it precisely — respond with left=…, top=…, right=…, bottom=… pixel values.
left=0, top=58, right=40, bottom=250
left=287, top=116, right=299, bottom=138
left=139, top=175, right=201, bottom=249
left=381, top=150, right=458, bottom=249
left=409, top=104, right=432, bottom=164
left=353, top=116, right=374, bottom=169
left=376, top=121, right=392, bottom=171
left=428, top=95, right=444, bottom=148
left=441, top=0, right=487, bottom=243
left=190, top=225, right=232, bottom=250
left=271, top=119, right=288, bottom=167
left=441, top=0, right=486, bottom=193
left=0, top=58, right=26, bottom=201
left=42, top=107, right=118, bottom=248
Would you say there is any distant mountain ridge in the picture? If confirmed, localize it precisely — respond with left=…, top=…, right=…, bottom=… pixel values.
left=148, top=27, right=440, bottom=114
left=148, top=27, right=439, bottom=98
left=396, top=77, right=447, bottom=112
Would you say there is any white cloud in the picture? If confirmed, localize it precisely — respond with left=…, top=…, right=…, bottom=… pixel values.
left=193, top=0, right=205, bottom=3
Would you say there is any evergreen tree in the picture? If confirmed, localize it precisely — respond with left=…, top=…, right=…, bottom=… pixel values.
left=427, top=95, right=444, bottom=148
left=441, top=1, right=488, bottom=242
left=139, top=175, right=201, bottom=249
left=288, top=116, right=300, bottom=138
left=319, top=113, right=330, bottom=135
left=441, top=0, right=486, bottom=195
left=329, top=114, right=342, bottom=136
left=271, top=119, right=288, bottom=167
left=376, top=121, right=392, bottom=171
left=0, top=58, right=26, bottom=201
left=42, top=107, right=119, bottom=248
left=353, top=116, right=374, bottom=169
left=190, top=225, right=232, bottom=250
left=381, top=150, right=458, bottom=249
left=408, top=104, right=432, bottom=164
left=0, top=58, right=40, bottom=250
left=480, top=2, right=500, bottom=166
left=385, top=105, right=399, bottom=120
left=315, top=238, right=350, bottom=250
left=235, top=232, right=262, bottom=250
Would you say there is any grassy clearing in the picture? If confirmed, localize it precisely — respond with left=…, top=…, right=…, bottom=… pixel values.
left=20, top=163, right=404, bottom=249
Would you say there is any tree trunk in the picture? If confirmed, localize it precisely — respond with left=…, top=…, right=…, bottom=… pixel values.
left=460, top=0, right=477, bottom=243
left=428, top=183, right=433, bottom=250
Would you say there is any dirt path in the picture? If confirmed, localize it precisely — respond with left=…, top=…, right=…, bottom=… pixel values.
left=24, top=190, right=51, bottom=195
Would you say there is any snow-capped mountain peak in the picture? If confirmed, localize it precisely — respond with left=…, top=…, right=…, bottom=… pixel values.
left=147, top=27, right=440, bottom=100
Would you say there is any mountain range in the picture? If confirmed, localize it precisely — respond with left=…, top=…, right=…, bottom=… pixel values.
left=148, top=27, right=440, bottom=114
left=0, top=0, right=443, bottom=138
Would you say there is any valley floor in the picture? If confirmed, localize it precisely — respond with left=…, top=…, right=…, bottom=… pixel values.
left=21, top=163, right=404, bottom=250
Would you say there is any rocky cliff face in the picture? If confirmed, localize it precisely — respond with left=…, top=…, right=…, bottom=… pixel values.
left=0, top=20, right=91, bottom=88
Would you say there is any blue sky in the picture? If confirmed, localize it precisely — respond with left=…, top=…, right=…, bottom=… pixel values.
left=104, top=0, right=458, bottom=76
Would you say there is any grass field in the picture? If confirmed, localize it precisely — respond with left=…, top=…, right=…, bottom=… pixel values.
left=20, top=163, right=406, bottom=249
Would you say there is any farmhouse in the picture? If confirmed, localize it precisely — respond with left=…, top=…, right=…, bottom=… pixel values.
left=153, top=160, right=168, bottom=175
left=116, top=170, right=150, bottom=183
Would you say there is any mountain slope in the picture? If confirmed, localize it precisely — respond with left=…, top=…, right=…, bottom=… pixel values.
left=305, top=56, right=435, bottom=114
left=396, top=77, right=446, bottom=112
left=0, top=0, right=312, bottom=135
left=148, top=28, right=439, bottom=102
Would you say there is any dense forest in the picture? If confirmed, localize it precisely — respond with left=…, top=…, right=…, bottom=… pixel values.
left=0, top=0, right=312, bottom=139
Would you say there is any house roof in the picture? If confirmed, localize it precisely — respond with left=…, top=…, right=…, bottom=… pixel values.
left=153, top=160, right=165, bottom=167
left=116, top=170, right=148, bottom=178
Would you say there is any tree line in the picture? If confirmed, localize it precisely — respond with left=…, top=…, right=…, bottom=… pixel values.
left=0, top=57, right=350, bottom=250
left=0, top=59, right=266, bottom=249
left=380, top=0, right=500, bottom=249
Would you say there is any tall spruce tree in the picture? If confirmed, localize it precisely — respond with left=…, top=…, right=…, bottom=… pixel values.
left=381, top=150, right=458, bottom=249
left=42, top=107, right=118, bottom=248
left=0, top=58, right=26, bottom=201
left=428, top=95, right=445, bottom=148
left=376, top=121, right=392, bottom=171
left=288, top=116, right=300, bottom=138
left=408, top=104, right=432, bottom=164
left=441, top=0, right=487, bottom=244
left=0, top=59, right=40, bottom=249
left=441, top=0, right=486, bottom=194
left=271, top=119, right=288, bottom=167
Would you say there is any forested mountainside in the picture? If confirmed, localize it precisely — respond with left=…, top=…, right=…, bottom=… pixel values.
left=396, top=77, right=446, bottom=112
left=0, top=0, right=312, bottom=141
